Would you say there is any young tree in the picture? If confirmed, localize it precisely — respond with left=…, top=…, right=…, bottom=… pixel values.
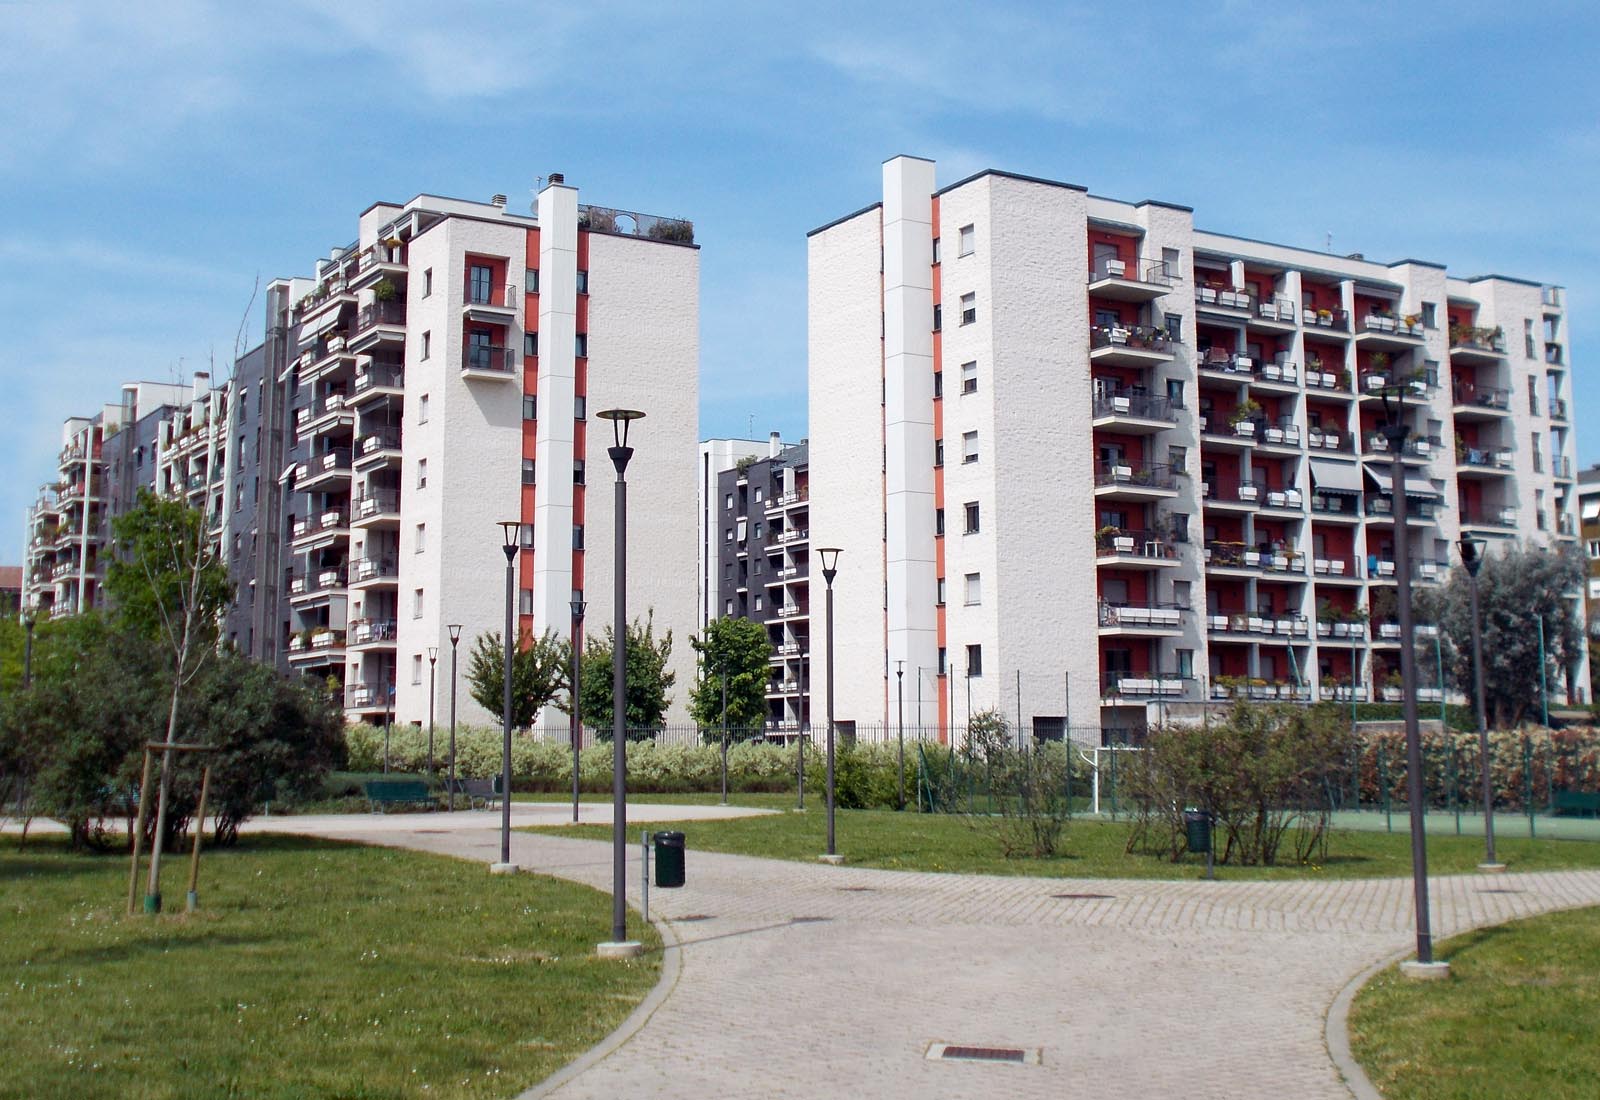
left=1418, top=543, right=1585, bottom=728
left=465, top=628, right=566, bottom=728
left=106, top=491, right=234, bottom=903
left=688, top=617, right=773, bottom=736
left=575, top=613, right=675, bottom=735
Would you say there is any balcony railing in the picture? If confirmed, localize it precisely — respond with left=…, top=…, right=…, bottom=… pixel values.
left=1196, top=285, right=1253, bottom=310
left=349, top=618, right=398, bottom=645
left=357, top=301, right=407, bottom=331
left=1096, top=529, right=1178, bottom=561
left=1459, top=447, right=1512, bottom=470
left=1206, top=612, right=1309, bottom=638
left=1090, top=325, right=1173, bottom=354
left=352, top=555, right=399, bottom=582
left=1302, top=308, right=1351, bottom=332
left=291, top=569, right=347, bottom=596
left=1304, top=367, right=1351, bottom=393
left=1358, top=314, right=1425, bottom=338
left=1364, top=495, right=1439, bottom=521
left=1257, top=420, right=1302, bottom=448
left=1206, top=480, right=1262, bottom=505
left=1304, top=427, right=1350, bottom=452
left=1452, top=385, right=1510, bottom=410
left=1310, top=493, right=1361, bottom=518
left=1554, top=455, right=1573, bottom=479
left=1090, top=255, right=1175, bottom=285
left=1549, top=397, right=1569, bottom=420
left=1094, top=462, right=1178, bottom=490
left=358, top=428, right=403, bottom=455
left=1448, top=326, right=1505, bottom=354
left=1199, top=347, right=1255, bottom=375
left=463, top=345, right=516, bottom=374
left=353, top=490, right=402, bottom=519
left=1546, top=343, right=1564, bottom=365
left=1091, top=392, right=1180, bottom=423
left=1460, top=506, right=1517, bottom=529
left=292, top=510, right=348, bottom=539
left=1101, top=673, right=1189, bottom=697
left=1098, top=602, right=1186, bottom=629
left=354, top=362, right=405, bottom=393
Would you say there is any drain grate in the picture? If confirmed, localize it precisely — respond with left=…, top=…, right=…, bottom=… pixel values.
left=1051, top=892, right=1115, bottom=900
left=926, top=1042, right=1038, bottom=1065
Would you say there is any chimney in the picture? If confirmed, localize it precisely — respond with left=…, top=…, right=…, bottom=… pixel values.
left=769, top=431, right=781, bottom=458
left=548, top=172, right=565, bottom=186
left=192, top=371, right=210, bottom=399
left=491, top=194, right=507, bottom=208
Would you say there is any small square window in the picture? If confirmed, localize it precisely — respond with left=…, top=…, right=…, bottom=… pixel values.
left=413, top=588, right=424, bottom=619
left=520, top=523, right=534, bottom=548
left=964, top=573, right=981, bottom=605
left=524, top=332, right=538, bottom=357
left=576, top=269, right=589, bottom=294
left=412, top=654, right=423, bottom=684
left=932, top=304, right=942, bottom=332
left=575, top=333, right=588, bottom=357
left=415, top=523, right=426, bottom=553
left=418, top=393, right=430, bottom=424
left=416, top=457, right=428, bottom=489
left=574, top=395, right=586, bottom=420
left=573, top=459, right=585, bottom=485
left=958, top=224, right=975, bottom=256
left=960, top=292, right=976, bottom=326
left=933, top=371, right=943, bottom=399
left=960, top=361, right=978, bottom=394
left=526, top=268, right=539, bottom=293
left=754, top=595, right=763, bottom=612
left=963, top=501, right=980, bottom=534
left=936, top=578, right=946, bottom=605
left=966, top=643, right=983, bottom=677
left=519, top=587, right=534, bottom=615
left=573, top=525, right=585, bottom=550
left=523, top=394, right=537, bottom=420
left=522, top=458, right=536, bottom=485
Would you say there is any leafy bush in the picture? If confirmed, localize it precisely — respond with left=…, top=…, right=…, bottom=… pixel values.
left=1351, top=726, right=1600, bottom=811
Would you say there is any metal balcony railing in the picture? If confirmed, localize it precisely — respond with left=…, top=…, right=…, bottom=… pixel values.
left=1092, top=392, right=1180, bottom=422
left=354, top=363, right=405, bottom=392
left=1094, top=462, right=1178, bottom=490
left=357, top=301, right=407, bottom=331
left=1452, top=385, right=1510, bottom=410
left=1090, top=325, right=1174, bottom=354
left=1097, top=529, right=1178, bottom=560
left=463, top=345, right=515, bottom=373
left=1097, top=602, right=1186, bottom=629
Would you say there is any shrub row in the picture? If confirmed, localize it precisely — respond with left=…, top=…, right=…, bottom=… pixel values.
left=1352, top=727, right=1600, bottom=811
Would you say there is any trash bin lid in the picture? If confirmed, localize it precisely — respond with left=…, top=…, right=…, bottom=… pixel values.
left=653, top=830, right=685, bottom=843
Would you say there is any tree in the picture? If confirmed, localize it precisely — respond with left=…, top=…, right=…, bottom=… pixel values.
left=575, top=613, right=675, bottom=735
left=106, top=491, right=234, bottom=895
left=465, top=629, right=565, bottom=729
left=1418, top=543, right=1585, bottom=728
left=688, top=617, right=773, bottom=735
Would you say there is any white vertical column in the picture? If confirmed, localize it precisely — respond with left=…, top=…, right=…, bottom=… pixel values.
left=534, top=181, right=579, bottom=643
left=882, top=156, right=940, bottom=708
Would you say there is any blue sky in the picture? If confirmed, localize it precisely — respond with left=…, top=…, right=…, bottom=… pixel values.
left=2, top=0, right=1597, bottom=564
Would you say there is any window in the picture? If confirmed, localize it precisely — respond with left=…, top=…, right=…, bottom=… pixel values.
left=935, top=508, right=945, bottom=536
left=962, top=431, right=978, bottom=464
left=1421, top=302, right=1436, bottom=328
left=1161, top=247, right=1180, bottom=280
left=423, top=269, right=433, bottom=297
left=1525, top=319, right=1537, bottom=358
left=413, top=588, right=424, bottom=618
left=520, top=523, right=534, bottom=548
left=412, top=654, right=423, bottom=685
left=960, top=292, right=976, bottom=325
left=932, top=237, right=941, bottom=264
left=964, top=573, right=982, bottom=605
left=937, top=577, right=946, bottom=605
left=526, top=268, right=539, bottom=293
left=963, top=501, right=980, bottom=534
left=523, top=394, right=537, bottom=420
left=1173, top=580, right=1192, bottom=609
left=933, top=370, right=943, bottom=399
left=418, top=393, right=429, bottom=424
left=938, top=646, right=948, bottom=676
left=1164, top=313, right=1183, bottom=341
left=420, top=331, right=431, bottom=359
left=519, top=588, right=534, bottom=615
left=573, top=459, right=585, bottom=485
left=415, top=523, right=426, bottom=553
left=961, top=361, right=978, bottom=394
left=469, top=264, right=493, bottom=304
left=932, top=304, right=942, bottom=331
left=753, top=595, right=763, bottom=612
left=753, top=487, right=763, bottom=502
left=1528, top=377, right=1539, bottom=415
left=958, top=224, right=975, bottom=256
left=1175, top=648, right=1194, bottom=678
left=522, top=458, right=536, bottom=485
left=576, top=269, right=588, bottom=294
left=725, top=527, right=733, bottom=542
left=725, top=599, right=734, bottom=616
left=524, top=332, right=538, bottom=357
left=966, top=644, right=983, bottom=677
left=574, top=333, right=588, bottom=357
left=1532, top=434, right=1543, bottom=472
left=934, top=439, right=944, bottom=467
left=573, top=525, right=584, bottom=550
left=724, top=493, right=733, bottom=510
left=574, top=396, right=586, bottom=420
left=1170, top=513, right=1190, bottom=543
left=416, top=458, right=428, bottom=489
left=1167, top=445, right=1187, bottom=472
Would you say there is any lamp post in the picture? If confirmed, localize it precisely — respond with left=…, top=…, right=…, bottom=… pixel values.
left=597, top=408, right=645, bottom=956
left=719, top=661, right=729, bottom=806
left=426, top=647, right=438, bottom=776
left=21, top=608, right=35, bottom=688
left=816, top=547, right=842, bottom=860
left=1380, top=387, right=1443, bottom=975
left=447, top=624, right=462, bottom=811
left=570, top=596, right=585, bottom=824
left=896, top=660, right=905, bottom=811
left=492, top=520, right=519, bottom=874
left=1458, top=536, right=1502, bottom=871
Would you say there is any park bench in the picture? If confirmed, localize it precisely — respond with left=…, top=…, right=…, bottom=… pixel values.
left=363, top=779, right=435, bottom=814
left=1553, top=790, right=1600, bottom=818
left=444, top=777, right=502, bottom=810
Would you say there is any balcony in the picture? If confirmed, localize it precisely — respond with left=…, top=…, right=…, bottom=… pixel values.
left=350, top=362, right=405, bottom=406
left=299, top=335, right=355, bottom=385
left=1451, top=385, right=1511, bottom=421
left=1304, top=366, right=1353, bottom=397
left=349, top=618, right=398, bottom=648
left=1250, top=296, right=1300, bottom=332
left=1087, top=256, right=1175, bottom=302
left=1354, top=313, right=1426, bottom=350
left=1097, top=601, right=1186, bottom=636
left=1311, top=557, right=1361, bottom=583
left=1211, top=681, right=1312, bottom=703
left=769, top=527, right=810, bottom=548
left=1546, top=343, right=1565, bottom=366
left=1251, top=358, right=1300, bottom=391
left=1301, top=307, right=1351, bottom=335
left=350, top=301, right=407, bottom=353
left=1553, top=455, right=1574, bottom=481
left=1203, top=479, right=1262, bottom=511
left=461, top=344, right=517, bottom=381
left=1363, top=495, right=1439, bottom=524
left=1091, top=392, right=1180, bottom=434
left=462, top=282, right=520, bottom=325
left=351, top=489, right=402, bottom=529
left=764, top=488, right=809, bottom=513
left=1101, top=673, right=1188, bottom=699
left=1456, top=447, right=1513, bottom=477
left=355, top=428, right=403, bottom=469
left=291, top=509, right=349, bottom=548
left=1318, top=682, right=1370, bottom=702
left=1448, top=326, right=1506, bottom=364
left=1362, top=433, right=1438, bottom=465
left=1310, top=491, right=1362, bottom=522
left=1198, top=347, right=1255, bottom=381
left=1093, top=462, right=1180, bottom=502
left=1549, top=397, right=1569, bottom=422
left=295, top=393, right=352, bottom=435
left=1256, top=420, right=1303, bottom=452
left=288, top=628, right=346, bottom=663
left=1203, top=542, right=1266, bottom=573
left=1089, top=325, right=1175, bottom=367
left=350, top=555, right=400, bottom=589
left=1258, top=486, right=1306, bottom=513
left=1195, top=284, right=1254, bottom=316
left=345, top=683, right=388, bottom=711
left=1459, top=506, right=1518, bottom=535
left=289, top=568, right=348, bottom=603
left=1095, top=528, right=1180, bottom=567
left=1304, top=427, right=1351, bottom=454
left=297, top=448, right=353, bottom=490
left=348, top=244, right=407, bottom=291
left=1206, top=612, right=1309, bottom=640
left=1199, top=414, right=1259, bottom=450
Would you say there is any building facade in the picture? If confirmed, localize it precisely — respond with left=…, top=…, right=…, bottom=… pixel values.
left=809, top=156, right=1582, bottom=743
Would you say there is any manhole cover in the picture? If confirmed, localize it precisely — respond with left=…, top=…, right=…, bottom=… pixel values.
left=836, top=886, right=875, bottom=893
left=1051, top=893, right=1115, bottom=900
left=926, top=1042, right=1039, bottom=1065
left=790, top=916, right=832, bottom=924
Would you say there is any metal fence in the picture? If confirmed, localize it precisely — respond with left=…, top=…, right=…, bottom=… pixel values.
left=543, top=723, right=1109, bottom=750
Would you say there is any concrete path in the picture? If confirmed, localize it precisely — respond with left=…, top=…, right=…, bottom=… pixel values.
left=253, top=806, right=1600, bottom=1100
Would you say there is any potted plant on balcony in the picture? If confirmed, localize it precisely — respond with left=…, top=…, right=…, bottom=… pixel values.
left=1199, top=280, right=1221, bottom=304
left=1316, top=307, right=1333, bottom=325
left=372, top=278, right=399, bottom=303
left=1229, top=398, right=1262, bottom=434
left=1454, top=432, right=1467, bottom=462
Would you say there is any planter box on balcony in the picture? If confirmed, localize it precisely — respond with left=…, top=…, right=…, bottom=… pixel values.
left=1109, top=328, right=1130, bottom=346
left=1151, top=608, right=1182, bottom=627
left=1284, top=490, right=1303, bottom=507
left=1264, top=427, right=1284, bottom=444
left=1238, top=485, right=1260, bottom=501
left=1118, top=607, right=1151, bottom=625
left=1199, top=287, right=1218, bottom=303
left=1332, top=622, right=1351, bottom=637
left=1209, top=614, right=1229, bottom=631
left=1261, top=364, right=1281, bottom=381
left=1419, top=563, right=1440, bottom=581
left=1113, top=537, right=1135, bottom=552
left=1234, top=356, right=1254, bottom=370
left=1111, top=396, right=1131, bottom=413
left=1323, top=432, right=1341, bottom=448
left=1234, top=422, right=1256, bottom=438
left=1200, top=481, right=1211, bottom=497
left=1111, top=464, right=1133, bottom=479
left=1102, top=259, right=1126, bottom=278
left=1317, top=621, right=1332, bottom=636
left=1368, top=316, right=1398, bottom=332
left=1121, top=678, right=1155, bottom=694
left=1307, top=430, right=1325, bottom=448
left=1377, top=561, right=1396, bottom=576
left=1381, top=686, right=1404, bottom=701
left=1416, top=624, right=1440, bottom=638
left=320, top=510, right=341, bottom=526
left=1220, top=291, right=1250, bottom=309
left=1266, top=491, right=1286, bottom=507
left=1248, top=616, right=1266, bottom=633
left=1276, top=619, right=1294, bottom=634
left=1365, top=374, right=1390, bottom=391
left=1379, top=623, right=1402, bottom=639
left=1320, top=372, right=1338, bottom=389
left=1244, top=550, right=1262, bottom=566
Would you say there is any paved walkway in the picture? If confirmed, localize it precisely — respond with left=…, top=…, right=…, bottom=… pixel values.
left=255, top=806, right=1600, bottom=1100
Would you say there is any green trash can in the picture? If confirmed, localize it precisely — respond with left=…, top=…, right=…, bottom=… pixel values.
left=653, top=831, right=685, bottom=888
left=1184, top=809, right=1213, bottom=854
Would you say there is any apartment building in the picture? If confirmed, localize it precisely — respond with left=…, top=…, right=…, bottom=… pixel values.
left=1579, top=465, right=1600, bottom=620
left=272, top=180, right=699, bottom=728
left=0, top=566, right=21, bottom=616
left=698, top=436, right=768, bottom=629
left=808, top=156, right=1581, bottom=742
left=708, top=433, right=812, bottom=727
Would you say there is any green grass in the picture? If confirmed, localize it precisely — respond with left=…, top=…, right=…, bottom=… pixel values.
left=513, top=791, right=799, bottom=810
left=528, top=807, right=1600, bottom=880
left=1350, top=905, right=1600, bottom=1099
left=0, top=835, right=659, bottom=1100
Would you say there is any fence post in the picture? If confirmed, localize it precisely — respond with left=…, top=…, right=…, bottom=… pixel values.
left=1450, top=739, right=1461, bottom=836
left=1379, top=740, right=1391, bottom=833
left=1109, top=737, right=1119, bottom=820
left=1524, top=734, right=1536, bottom=839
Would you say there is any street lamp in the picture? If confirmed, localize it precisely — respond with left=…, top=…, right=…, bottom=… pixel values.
left=570, top=595, right=586, bottom=824
left=21, top=607, right=35, bottom=688
left=1379, top=387, right=1444, bottom=975
left=1458, top=536, right=1503, bottom=871
left=719, top=658, right=730, bottom=806
left=896, top=660, right=905, bottom=811
left=427, top=647, right=438, bottom=775
left=492, top=519, right=519, bottom=874
left=447, top=623, right=462, bottom=811
left=597, top=407, right=645, bottom=956
left=816, top=546, right=842, bottom=860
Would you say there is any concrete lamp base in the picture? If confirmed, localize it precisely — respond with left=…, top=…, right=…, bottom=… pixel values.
left=817, top=854, right=845, bottom=866
left=1399, top=960, right=1451, bottom=981
left=1477, top=862, right=1508, bottom=874
left=489, top=863, right=520, bottom=875
left=597, top=941, right=644, bottom=960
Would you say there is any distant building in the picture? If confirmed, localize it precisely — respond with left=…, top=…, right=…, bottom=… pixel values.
left=1579, top=465, right=1600, bottom=632
left=0, top=566, right=21, bottom=616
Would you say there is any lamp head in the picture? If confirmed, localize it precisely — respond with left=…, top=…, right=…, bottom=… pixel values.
left=816, top=546, right=842, bottom=583
left=570, top=595, right=586, bottom=620
left=597, top=408, right=645, bottom=474
left=498, top=520, right=520, bottom=561
left=447, top=622, right=462, bottom=645
left=1458, top=534, right=1487, bottom=577
left=428, top=646, right=438, bottom=663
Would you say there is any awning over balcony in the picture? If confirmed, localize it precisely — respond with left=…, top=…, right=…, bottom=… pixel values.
left=297, top=310, right=342, bottom=347
left=1308, top=458, right=1362, bottom=494
left=1363, top=466, right=1441, bottom=498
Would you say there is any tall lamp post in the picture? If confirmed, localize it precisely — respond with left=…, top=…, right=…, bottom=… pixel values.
left=426, top=647, right=438, bottom=775
left=1380, top=387, right=1445, bottom=976
left=896, top=660, right=905, bottom=811
left=492, top=520, right=519, bottom=874
left=570, top=596, right=586, bottom=824
left=719, top=660, right=729, bottom=806
left=447, top=624, right=462, bottom=811
left=597, top=408, right=644, bottom=956
left=816, top=547, right=843, bottom=861
left=1458, top=536, right=1502, bottom=871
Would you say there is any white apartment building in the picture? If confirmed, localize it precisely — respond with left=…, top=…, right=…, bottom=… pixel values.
left=280, top=180, right=700, bottom=728
left=809, top=156, right=1581, bottom=743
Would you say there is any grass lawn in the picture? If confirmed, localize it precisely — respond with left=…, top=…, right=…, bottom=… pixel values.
left=528, top=806, right=1600, bottom=880
left=1349, top=905, right=1600, bottom=1099
left=0, top=835, right=659, bottom=1100
left=513, top=791, right=798, bottom=810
